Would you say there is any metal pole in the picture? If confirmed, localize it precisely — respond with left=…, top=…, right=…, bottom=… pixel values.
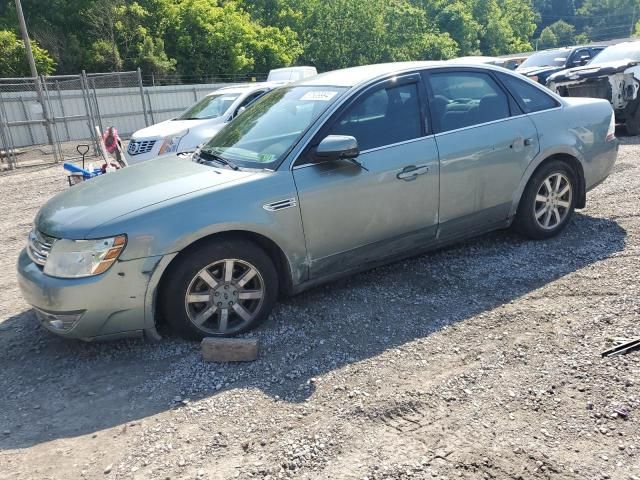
left=55, top=80, right=71, bottom=141
left=18, top=96, right=35, bottom=145
left=40, top=76, right=63, bottom=162
left=14, top=0, right=56, bottom=151
left=145, top=90, right=156, bottom=124
left=137, top=68, right=150, bottom=126
left=81, top=71, right=99, bottom=155
left=0, top=114, right=14, bottom=170
left=90, top=78, right=104, bottom=133
left=0, top=90, right=19, bottom=168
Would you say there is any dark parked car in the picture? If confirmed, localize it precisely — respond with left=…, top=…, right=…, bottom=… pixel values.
left=517, top=46, right=606, bottom=84
left=547, top=41, right=640, bottom=135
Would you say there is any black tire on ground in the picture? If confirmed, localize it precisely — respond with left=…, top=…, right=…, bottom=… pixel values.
left=161, top=238, right=279, bottom=340
left=625, top=103, right=640, bottom=136
left=513, top=160, right=578, bottom=240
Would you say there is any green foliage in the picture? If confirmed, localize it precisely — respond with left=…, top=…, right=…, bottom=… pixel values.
left=538, top=25, right=560, bottom=48
left=167, top=0, right=301, bottom=79
left=539, top=20, right=576, bottom=47
left=86, top=39, right=123, bottom=72
left=577, top=0, right=639, bottom=41
left=533, top=0, right=640, bottom=47
left=138, top=37, right=176, bottom=76
left=0, top=29, right=56, bottom=76
left=4, top=0, right=635, bottom=78
left=293, top=0, right=459, bottom=70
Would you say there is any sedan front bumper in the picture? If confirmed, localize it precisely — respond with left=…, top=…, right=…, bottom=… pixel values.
left=16, top=248, right=164, bottom=341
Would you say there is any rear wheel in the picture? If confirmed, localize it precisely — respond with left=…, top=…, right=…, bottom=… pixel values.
left=514, top=160, right=577, bottom=240
left=161, top=239, right=279, bottom=340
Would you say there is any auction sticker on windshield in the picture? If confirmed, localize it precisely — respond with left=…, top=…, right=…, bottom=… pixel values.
left=300, top=91, right=338, bottom=101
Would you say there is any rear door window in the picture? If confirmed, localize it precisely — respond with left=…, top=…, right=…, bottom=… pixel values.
left=428, top=71, right=511, bottom=133
left=498, top=73, right=559, bottom=113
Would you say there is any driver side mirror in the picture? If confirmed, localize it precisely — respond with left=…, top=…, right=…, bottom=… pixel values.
left=314, top=135, right=359, bottom=162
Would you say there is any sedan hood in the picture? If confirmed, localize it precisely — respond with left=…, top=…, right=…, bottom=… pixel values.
left=36, top=156, right=255, bottom=239
left=548, top=60, right=639, bottom=83
left=131, top=118, right=224, bottom=140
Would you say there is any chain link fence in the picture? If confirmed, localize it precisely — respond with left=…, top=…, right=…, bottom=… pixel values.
left=0, top=70, right=239, bottom=171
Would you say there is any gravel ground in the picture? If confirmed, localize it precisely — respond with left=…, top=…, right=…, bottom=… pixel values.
left=0, top=135, right=639, bottom=480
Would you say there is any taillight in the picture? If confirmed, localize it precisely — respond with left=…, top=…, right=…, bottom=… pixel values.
left=606, top=113, right=616, bottom=142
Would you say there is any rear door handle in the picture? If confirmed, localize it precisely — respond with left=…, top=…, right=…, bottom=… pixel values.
left=524, top=137, right=533, bottom=146
left=397, top=164, right=430, bottom=181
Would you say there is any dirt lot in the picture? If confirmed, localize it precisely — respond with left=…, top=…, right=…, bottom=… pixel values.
left=1, top=136, right=639, bottom=480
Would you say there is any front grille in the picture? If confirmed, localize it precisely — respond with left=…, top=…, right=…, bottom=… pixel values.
left=127, top=139, right=156, bottom=156
left=27, top=229, right=56, bottom=266
left=559, top=78, right=612, bottom=102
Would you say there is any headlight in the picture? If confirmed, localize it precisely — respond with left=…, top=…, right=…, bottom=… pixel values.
left=44, top=235, right=127, bottom=278
left=158, top=130, right=188, bottom=155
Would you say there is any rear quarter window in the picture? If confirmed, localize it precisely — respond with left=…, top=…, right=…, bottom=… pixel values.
left=499, top=74, right=560, bottom=113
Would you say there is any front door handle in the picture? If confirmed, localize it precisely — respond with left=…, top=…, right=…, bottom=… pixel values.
left=397, top=164, right=430, bottom=181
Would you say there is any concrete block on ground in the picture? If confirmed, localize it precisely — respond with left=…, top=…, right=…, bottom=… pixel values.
left=201, top=337, right=259, bottom=362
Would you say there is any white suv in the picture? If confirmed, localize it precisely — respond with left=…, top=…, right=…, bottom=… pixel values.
left=126, top=83, right=277, bottom=164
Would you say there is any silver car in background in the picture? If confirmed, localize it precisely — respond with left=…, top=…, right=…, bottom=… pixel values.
left=17, top=62, right=618, bottom=341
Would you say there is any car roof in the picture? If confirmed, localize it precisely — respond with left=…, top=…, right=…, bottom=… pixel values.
left=447, top=56, right=505, bottom=64
left=206, top=82, right=278, bottom=96
left=600, top=40, right=640, bottom=50
left=270, top=66, right=316, bottom=72
left=297, top=61, right=441, bottom=87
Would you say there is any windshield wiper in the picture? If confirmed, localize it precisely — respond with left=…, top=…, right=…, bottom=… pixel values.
left=200, top=150, right=239, bottom=170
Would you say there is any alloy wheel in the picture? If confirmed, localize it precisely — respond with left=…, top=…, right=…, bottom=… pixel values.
left=184, top=258, right=265, bottom=335
left=534, top=172, right=573, bottom=230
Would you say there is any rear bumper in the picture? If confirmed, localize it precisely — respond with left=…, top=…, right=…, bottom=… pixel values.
left=586, top=139, right=618, bottom=193
left=16, top=248, right=163, bottom=341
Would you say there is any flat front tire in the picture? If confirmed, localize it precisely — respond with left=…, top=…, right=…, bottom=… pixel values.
left=161, top=239, right=279, bottom=340
left=514, top=160, right=577, bottom=240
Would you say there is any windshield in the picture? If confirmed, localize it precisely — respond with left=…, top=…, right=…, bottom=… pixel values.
left=177, top=93, right=240, bottom=120
left=590, top=44, right=640, bottom=64
left=201, top=85, right=347, bottom=169
left=520, top=50, right=568, bottom=68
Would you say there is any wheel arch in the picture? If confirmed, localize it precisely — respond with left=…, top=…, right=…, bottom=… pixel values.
left=511, top=151, right=586, bottom=219
left=147, top=229, right=296, bottom=334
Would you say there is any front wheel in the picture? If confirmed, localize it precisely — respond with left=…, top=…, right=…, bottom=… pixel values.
left=514, top=160, right=577, bottom=240
left=161, top=239, right=279, bottom=340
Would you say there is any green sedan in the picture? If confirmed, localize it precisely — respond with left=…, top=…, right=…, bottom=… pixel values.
left=17, top=61, right=618, bottom=341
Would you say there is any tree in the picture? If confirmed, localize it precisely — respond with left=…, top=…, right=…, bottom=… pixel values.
left=538, top=25, right=559, bottom=48
left=86, top=39, right=123, bottom=72
left=137, top=37, right=176, bottom=76
left=0, top=29, right=56, bottom=76
left=166, top=0, right=302, bottom=79
left=469, top=0, right=536, bottom=55
left=295, top=0, right=458, bottom=71
left=430, top=0, right=482, bottom=55
left=539, top=20, right=576, bottom=47
left=577, top=0, right=639, bottom=41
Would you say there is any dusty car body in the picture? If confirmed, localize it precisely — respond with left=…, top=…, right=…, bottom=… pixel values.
left=17, top=62, right=618, bottom=341
left=547, top=42, right=640, bottom=134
